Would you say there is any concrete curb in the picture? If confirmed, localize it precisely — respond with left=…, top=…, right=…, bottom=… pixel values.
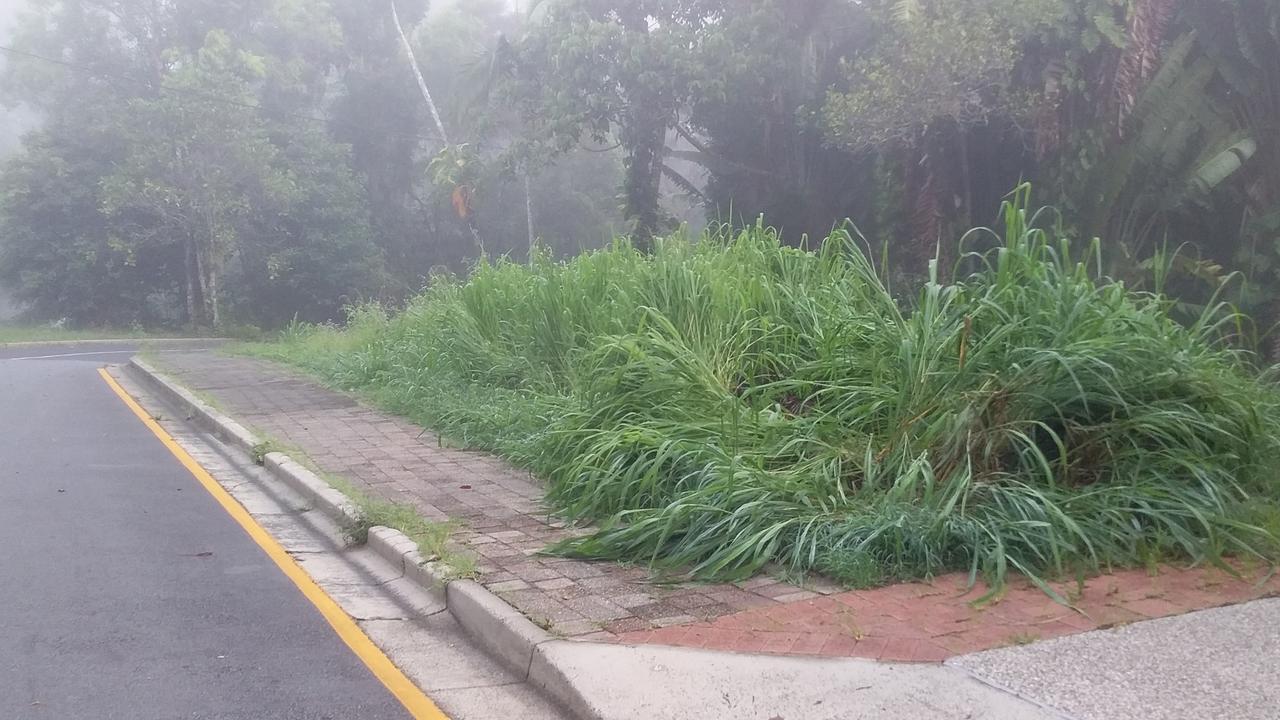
left=262, top=452, right=361, bottom=521
left=529, top=640, right=608, bottom=719
left=123, top=357, right=594, bottom=719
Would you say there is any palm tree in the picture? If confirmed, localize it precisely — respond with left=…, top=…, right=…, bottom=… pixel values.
left=390, top=0, right=484, bottom=249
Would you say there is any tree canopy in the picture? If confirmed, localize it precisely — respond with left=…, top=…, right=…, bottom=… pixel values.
left=0, top=0, right=1276, bottom=337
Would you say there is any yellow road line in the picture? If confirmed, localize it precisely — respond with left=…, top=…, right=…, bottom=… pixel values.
left=97, top=368, right=449, bottom=720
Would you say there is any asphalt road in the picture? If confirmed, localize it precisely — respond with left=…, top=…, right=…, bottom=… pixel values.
left=0, top=343, right=415, bottom=720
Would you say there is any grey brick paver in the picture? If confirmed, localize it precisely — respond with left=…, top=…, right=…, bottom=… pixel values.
left=156, top=352, right=809, bottom=637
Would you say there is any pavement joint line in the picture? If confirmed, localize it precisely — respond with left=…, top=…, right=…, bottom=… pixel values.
left=436, top=680, right=529, bottom=692
left=944, top=661, right=1082, bottom=720
left=123, top=357, right=597, bottom=719
left=98, top=366, right=452, bottom=720
left=350, top=561, right=407, bottom=588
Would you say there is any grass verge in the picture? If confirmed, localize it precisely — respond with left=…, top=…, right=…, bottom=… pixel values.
left=331, top=476, right=478, bottom=579
left=0, top=324, right=159, bottom=344
left=235, top=186, right=1280, bottom=595
left=243, top=435, right=475, bottom=577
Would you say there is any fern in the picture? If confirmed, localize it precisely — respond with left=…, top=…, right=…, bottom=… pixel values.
left=891, top=0, right=923, bottom=25
left=661, top=163, right=708, bottom=205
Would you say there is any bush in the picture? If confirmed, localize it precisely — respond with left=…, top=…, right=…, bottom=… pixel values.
left=261, top=187, right=1280, bottom=592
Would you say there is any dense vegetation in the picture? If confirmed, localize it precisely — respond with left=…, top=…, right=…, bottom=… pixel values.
left=3, top=1, right=1279, bottom=587
left=1, top=1, right=1277, bottom=337
left=253, top=189, right=1280, bottom=589
left=0, top=0, right=623, bottom=329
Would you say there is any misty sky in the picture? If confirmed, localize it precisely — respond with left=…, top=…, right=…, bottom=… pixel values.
left=0, top=0, right=32, bottom=158
left=0, top=0, right=534, bottom=157
left=0, top=0, right=24, bottom=38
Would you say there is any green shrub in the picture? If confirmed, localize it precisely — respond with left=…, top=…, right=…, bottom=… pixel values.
left=257, top=186, right=1280, bottom=592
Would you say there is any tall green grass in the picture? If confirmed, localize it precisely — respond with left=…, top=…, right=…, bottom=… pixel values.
left=253, top=187, right=1280, bottom=591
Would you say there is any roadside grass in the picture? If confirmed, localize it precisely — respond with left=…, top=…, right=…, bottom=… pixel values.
left=240, top=433, right=475, bottom=577
left=0, top=324, right=156, bottom=344
left=0, top=322, right=264, bottom=346
left=338, top=485, right=479, bottom=580
left=235, top=186, right=1280, bottom=595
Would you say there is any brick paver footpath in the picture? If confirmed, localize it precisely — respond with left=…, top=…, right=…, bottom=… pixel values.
left=154, top=352, right=1280, bottom=661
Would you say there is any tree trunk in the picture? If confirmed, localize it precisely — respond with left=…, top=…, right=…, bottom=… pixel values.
left=524, top=173, right=536, bottom=255
left=616, top=5, right=665, bottom=251
left=391, top=0, right=484, bottom=253
left=1113, top=0, right=1178, bottom=134
left=184, top=237, right=201, bottom=328
left=957, top=126, right=973, bottom=230
left=906, top=144, right=944, bottom=277
left=208, top=263, right=221, bottom=329
left=623, top=108, right=666, bottom=250
left=391, top=0, right=449, bottom=146
left=194, top=244, right=212, bottom=329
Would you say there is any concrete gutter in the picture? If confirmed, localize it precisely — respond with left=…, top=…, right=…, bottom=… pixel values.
left=126, top=357, right=598, bottom=719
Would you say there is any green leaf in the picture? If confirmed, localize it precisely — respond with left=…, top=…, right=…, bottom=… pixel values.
left=1091, top=12, right=1128, bottom=49
left=1188, top=138, right=1258, bottom=196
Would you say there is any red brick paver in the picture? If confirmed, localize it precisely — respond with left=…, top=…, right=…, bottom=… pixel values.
left=153, top=353, right=1280, bottom=662
left=154, top=353, right=828, bottom=634
left=614, top=564, right=1280, bottom=661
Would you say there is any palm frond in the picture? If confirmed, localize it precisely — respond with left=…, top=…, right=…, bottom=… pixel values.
left=891, top=0, right=923, bottom=25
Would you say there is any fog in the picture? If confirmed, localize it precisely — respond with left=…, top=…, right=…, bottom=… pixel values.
left=0, top=0, right=34, bottom=160
left=0, top=0, right=24, bottom=31
left=0, top=1, right=1274, bottom=334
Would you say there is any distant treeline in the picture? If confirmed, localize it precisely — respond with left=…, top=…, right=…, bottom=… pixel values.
left=0, top=1, right=1276, bottom=334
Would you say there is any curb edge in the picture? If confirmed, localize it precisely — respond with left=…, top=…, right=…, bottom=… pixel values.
left=122, top=357, right=599, bottom=720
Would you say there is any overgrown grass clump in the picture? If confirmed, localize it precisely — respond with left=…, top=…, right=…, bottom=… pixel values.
left=253, top=189, right=1280, bottom=592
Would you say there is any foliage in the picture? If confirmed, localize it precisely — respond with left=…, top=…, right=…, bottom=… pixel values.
left=506, top=0, right=730, bottom=245
left=1185, top=0, right=1280, bottom=327
left=0, top=119, right=178, bottom=326
left=227, top=128, right=390, bottom=329
left=0, top=1, right=392, bottom=328
left=823, top=0, right=1063, bottom=151
left=336, top=477, right=474, bottom=576
left=0, top=0, right=623, bottom=328
left=99, top=30, right=286, bottom=328
left=812, top=0, right=1280, bottom=321
left=254, top=190, right=1280, bottom=590
left=4, top=0, right=1277, bottom=333
left=682, top=1, right=874, bottom=243
left=1071, top=34, right=1249, bottom=245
